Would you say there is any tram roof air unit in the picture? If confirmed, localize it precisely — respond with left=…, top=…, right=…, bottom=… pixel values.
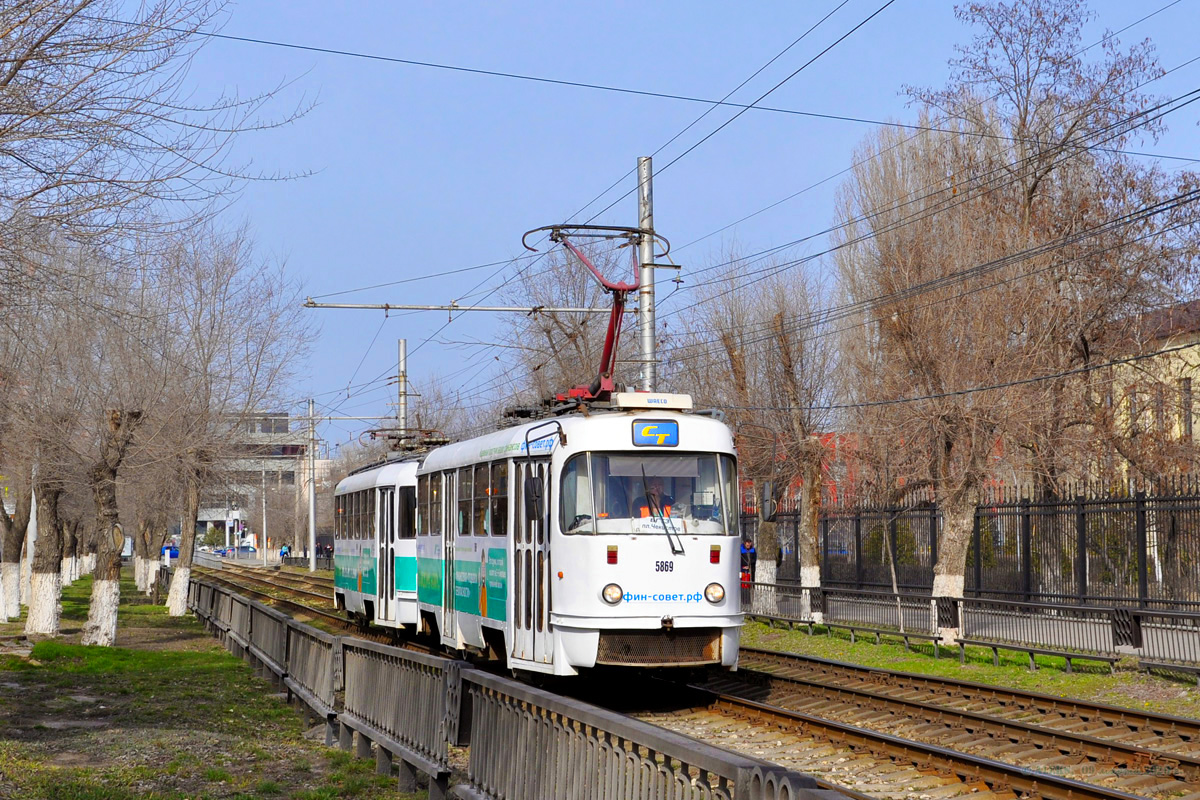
left=610, top=392, right=694, bottom=411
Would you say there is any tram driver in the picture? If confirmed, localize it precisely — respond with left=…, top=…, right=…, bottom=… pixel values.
left=633, top=475, right=677, bottom=518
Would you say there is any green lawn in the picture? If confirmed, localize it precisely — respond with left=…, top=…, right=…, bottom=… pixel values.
left=0, top=570, right=422, bottom=799
left=742, top=620, right=1200, bottom=719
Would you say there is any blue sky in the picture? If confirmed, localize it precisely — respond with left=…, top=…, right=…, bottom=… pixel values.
left=183, top=1, right=1200, bottom=454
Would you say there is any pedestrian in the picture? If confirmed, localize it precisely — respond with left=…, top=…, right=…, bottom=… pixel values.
left=740, top=536, right=757, bottom=583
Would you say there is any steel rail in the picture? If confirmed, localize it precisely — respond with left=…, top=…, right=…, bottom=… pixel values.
left=740, top=647, right=1200, bottom=753
left=686, top=685, right=1158, bottom=800
left=699, top=665, right=1200, bottom=789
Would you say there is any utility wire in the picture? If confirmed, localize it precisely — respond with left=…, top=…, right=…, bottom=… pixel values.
left=657, top=86, right=1200, bottom=339
left=727, top=339, right=1200, bottom=412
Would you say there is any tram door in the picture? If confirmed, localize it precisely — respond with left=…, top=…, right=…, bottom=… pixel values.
left=442, top=471, right=457, bottom=642
left=513, top=459, right=552, bottom=664
left=377, top=487, right=394, bottom=622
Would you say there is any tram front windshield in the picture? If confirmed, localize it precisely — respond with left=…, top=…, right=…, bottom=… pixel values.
left=560, top=452, right=737, bottom=535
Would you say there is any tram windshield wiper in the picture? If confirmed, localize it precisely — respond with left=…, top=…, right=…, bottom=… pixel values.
left=642, top=466, right=685, bottom=555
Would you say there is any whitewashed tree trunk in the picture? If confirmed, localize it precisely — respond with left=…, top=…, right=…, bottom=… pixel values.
left=24, top=572, right=61, bottom=636
left=0, top=563, right=18, bottom=619
left=143, top=557, right=157, bottom=596
left=166, top=565, right=190, bottom=616
left=60, top=556, right=73, bottom=587
left=81, top=579, right=120, bottom=646
left=133, top=555, right=146, bottom=592
left=933, top=489, right=976, bottom=646
left=0, top=570, right=7, bottom=622
left=21, top=490, right=37, bottom=606
left=20, top=542, right=31, bottom=606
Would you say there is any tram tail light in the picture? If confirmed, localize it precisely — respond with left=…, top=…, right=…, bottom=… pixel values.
left=710, top=545, right=721, bottom=564
left=607, top=545, right=618, bottom=564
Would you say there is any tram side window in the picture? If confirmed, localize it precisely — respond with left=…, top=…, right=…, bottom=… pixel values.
left=354, top=492, right=363, bottom=539
left=474, top=464, right=489, bottom=535
left=417, top=476, right=428, bottom=536
left=430, top=473, right=443, bottom=537
left=720, top=455, right=738, bottom=533
left=399, top=487, right=416, bottom=538
left=561, top=454, right=595, bottom=534
left=368, top=490, right=376, bottom=540
left=457, top=467, right=473, bottom=536
left=335, top=499, right=343, bottom=538
left=491, top=461, right=508, bottom=537
left=356, top=491, right=364, bottom=539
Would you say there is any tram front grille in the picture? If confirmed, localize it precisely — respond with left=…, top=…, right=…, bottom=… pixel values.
left=596, top=628, right=721, bottom=666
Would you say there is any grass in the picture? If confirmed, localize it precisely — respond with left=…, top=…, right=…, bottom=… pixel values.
left=0, top=569, right=426, bottom=799
left=743, top=620, right=1200, bottom=718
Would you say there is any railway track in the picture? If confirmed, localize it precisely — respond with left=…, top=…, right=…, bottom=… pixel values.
left=198, top=565, right=332, bottom=606
left=191, top=564, right=1198, bottom=799
left=190, top=563, right=441, bottom=656
left=736, top=647, right=1200, bottom=758
left=220, top=564, right=333, bottom=598
left=689, top=658, right=1200, bottom=798
left=638, top=685, right=1167, bottom=800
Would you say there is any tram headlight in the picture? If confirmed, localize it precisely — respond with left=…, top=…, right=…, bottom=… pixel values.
left=704, top=582, right=725, bottom=603
left=602, top=583, right=623, bottom=605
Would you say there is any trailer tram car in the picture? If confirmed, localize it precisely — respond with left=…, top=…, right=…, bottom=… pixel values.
left=414, top=393, right=742, bottom=676
left=333, top=458, right=420, bottom=629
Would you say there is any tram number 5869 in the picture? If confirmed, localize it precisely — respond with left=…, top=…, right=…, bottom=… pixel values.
left=655, top=560, right=674, bottom=572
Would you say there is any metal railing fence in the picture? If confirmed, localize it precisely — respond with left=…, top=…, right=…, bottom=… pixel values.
left=248, top=601, right=289, bottom=675
left=823, top=588, right=937, bottom=637
left=743, top=577, right=1200, bottom=673
left=744, top=481, right=1200, bottom=608
left=184, top=575, right=845, bottom=800
left=340, top=638, right=455, bottom=793
left=458, top=669, right=837, bottom=800
left=1131, top=608, right=1200, bottom=680
left=956, top=597, right=1117, bottom=663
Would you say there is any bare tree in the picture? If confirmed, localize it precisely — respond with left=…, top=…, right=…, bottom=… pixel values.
left=665, top=256, right=836, bottom=595
left=496, top=243, right=638, bottom=406
left=0, top=0, right=307, bottom=302
left=0, top=461, right=32, bottom=621
left=165, top=224, right=313, bottom=615
left=834, top=0, right=1199, bottom=646
left=906, top=0, right=1199, bottom=494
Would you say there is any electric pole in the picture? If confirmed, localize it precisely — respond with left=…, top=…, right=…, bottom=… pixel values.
left=637, top=156, right=656, bottom=392
left=261, top=467, right=268, bottom=567
left=398, top=339, right=408, bottom=440
left=308, top=398, right=317, bottom=572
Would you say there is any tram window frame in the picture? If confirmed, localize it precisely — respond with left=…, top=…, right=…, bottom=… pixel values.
left=491, top=461, right=508, bottom=537
left=560, top=454, right=595, bottom=534
left=348, top=493, right=357, bottom=539
left=430, top=472, right=443, bottom=537
left=356, top=492, right=362, bottom=539
left=417, top=475, right=428, bottom=536
left=457, top=467, right=472, bottom=536
left=474, top=464, right=489, bottom=535
left=368, top=490, right=376, bottom=540
left=398, top=487, right=416, bottom=538
left=720, top=455, right=738, bottom=533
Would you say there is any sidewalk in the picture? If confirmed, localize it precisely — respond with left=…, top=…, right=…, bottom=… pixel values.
left=0, top=571, right=416, bottom=800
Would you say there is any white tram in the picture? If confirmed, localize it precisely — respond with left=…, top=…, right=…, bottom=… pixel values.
left=332, top=457, right=420, bottom=628
left=414, top=393, right=742, bottom=676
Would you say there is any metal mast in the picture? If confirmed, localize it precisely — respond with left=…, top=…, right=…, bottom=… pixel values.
left=637, top=156, right=656, bottom=392
left=397, top=339, right=408, bottom=440
left=307, top=398, right=317, bottom=572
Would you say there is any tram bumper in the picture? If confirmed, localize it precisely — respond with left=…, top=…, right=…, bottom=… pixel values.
left=552, top=613, right=742, bottom=669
